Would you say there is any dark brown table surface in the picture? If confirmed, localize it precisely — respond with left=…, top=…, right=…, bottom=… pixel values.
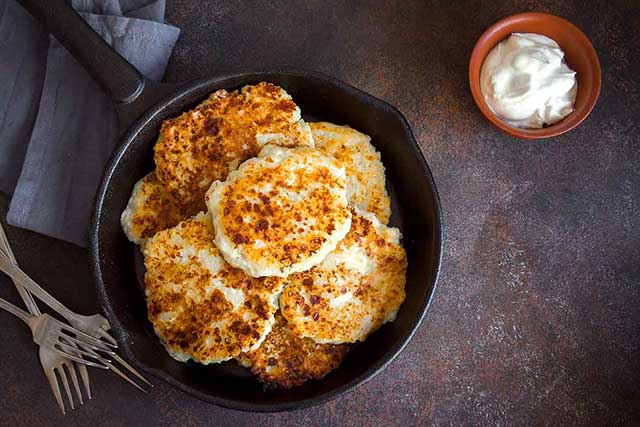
left=1, top=1, right=639, bottom=425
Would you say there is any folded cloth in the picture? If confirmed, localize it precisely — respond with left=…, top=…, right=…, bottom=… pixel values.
left=0, top=0, right=179, bottom=246
left=0, top=0, right=48, bottom=195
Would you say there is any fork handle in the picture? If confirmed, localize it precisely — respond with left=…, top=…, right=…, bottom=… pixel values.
left=0, top=296, right=33, bottom=325
left=0, top=223, right=41, bottom=315
left=0, top=251, right=76, bottom=321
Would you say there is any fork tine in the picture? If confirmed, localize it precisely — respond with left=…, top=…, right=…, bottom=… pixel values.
left=59, top=336, right=88, bottom=403
left=57, top=367, right=75, bottom=411
left=55, top=340, right=113, bottom=364
left=63, top=361, right=83, bottom=405
left=50, top=347, right=109, bottom=369
left=111, top=353, right=152, bottom=387
left=60, top=326, right=114, bottom=350
left=104, top=360, right=148, bottom=393
left=44, top=366, right=66, bottom=414
left=59, top=329, right=113, bottom=352
left=96, top=327, right=118, bottom=347
left=78, top=364, right=91, bottom=400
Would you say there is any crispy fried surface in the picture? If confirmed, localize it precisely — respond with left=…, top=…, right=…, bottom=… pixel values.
left=206, top=144, right=352, bottom=278
left=236, top=312, right=349, bottom=389
left=310, top=122, right=391, bottom=224
left=154, top=82, right=313, bottom=206
left=280, top=210, right=407, bottom=344
left=143, top=213, right=285, bottom=363
left=120, top=172, right=196, bottom=245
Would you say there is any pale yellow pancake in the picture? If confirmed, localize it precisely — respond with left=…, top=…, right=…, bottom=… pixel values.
left=310, top=122, right=391, bottom=224
left=120, top=172, right=196, bottom=245
left=236, top=312, right=349, bottom=389
left=280, top=210, right=406, bottom=344
left=143, top=212, right=285, bottom=364
left=154, top=82, right=314, bottom=207
left=206, top=144, right=352, bottom=278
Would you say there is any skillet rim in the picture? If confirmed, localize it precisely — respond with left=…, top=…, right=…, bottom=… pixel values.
left=90, top=68, right=444, bottom=412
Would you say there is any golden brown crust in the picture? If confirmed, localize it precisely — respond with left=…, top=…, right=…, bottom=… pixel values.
left=143, top=213, right=285, bottom=363
left=154, top=82, right=313, bottom=206
left=121, top=172, right=198, bottom=245
left=280, top=211, right=407, bottom=344
left=310, top=122, right=391, bottom=224
left=236, top=312, right=349, bottom=389
left=207, top=144, right=352, bottom=277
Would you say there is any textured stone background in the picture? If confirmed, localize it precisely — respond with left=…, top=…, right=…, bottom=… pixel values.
left=1, top=0, right=638, bottom=425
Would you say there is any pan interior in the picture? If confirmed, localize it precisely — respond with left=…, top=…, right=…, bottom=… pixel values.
left=93, top=72, right=442, bottom=411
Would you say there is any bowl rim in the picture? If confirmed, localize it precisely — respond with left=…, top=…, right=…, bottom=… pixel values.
left=468, top=12, right=602, bottom=140
left=90, top=69, right=445, bottom=412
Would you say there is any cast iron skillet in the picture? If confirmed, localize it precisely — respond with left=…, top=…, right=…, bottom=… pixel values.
left=20, top=0, right=443, bottom=412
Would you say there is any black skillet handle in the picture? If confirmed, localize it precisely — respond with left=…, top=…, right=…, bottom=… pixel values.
left=16, top=0, right=176, bottom=130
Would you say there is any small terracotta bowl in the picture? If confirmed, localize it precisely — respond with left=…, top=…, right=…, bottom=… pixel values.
left=469, top=12, right=601, bottom=139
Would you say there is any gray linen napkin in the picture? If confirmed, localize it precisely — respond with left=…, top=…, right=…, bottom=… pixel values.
left=0, top=0, right=179, bottom=246
left=0, top=0, right=48, bottom=195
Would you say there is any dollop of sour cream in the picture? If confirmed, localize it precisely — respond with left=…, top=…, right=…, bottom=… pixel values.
left=480, top=33, right=577, bottom=129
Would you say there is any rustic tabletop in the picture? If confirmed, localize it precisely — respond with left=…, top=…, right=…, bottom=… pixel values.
left=1, top=1, right=638, bottom=425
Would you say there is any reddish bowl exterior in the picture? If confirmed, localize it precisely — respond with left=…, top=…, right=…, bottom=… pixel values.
left=469, top=12, right=601, bottom=139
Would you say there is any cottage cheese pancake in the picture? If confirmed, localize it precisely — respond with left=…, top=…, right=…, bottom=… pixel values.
left=154, top=82, right=314, bottom=207
left=236, top=312, right=349, bottom=389
left=310, top=122, right=391, bottom=224
left=143, top=213, right=285, bottom=363
left=280, top=210, right=406, bottom=344
left=120, top=172, right=196, bottom=246
left=206, top=144, right=352, bottom=278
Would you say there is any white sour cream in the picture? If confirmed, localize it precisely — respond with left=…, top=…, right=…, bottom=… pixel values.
left=480, top=33, right=577, bottom=129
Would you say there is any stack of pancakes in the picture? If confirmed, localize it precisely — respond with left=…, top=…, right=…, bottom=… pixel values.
left=121, top=82, right=407, bottom=389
